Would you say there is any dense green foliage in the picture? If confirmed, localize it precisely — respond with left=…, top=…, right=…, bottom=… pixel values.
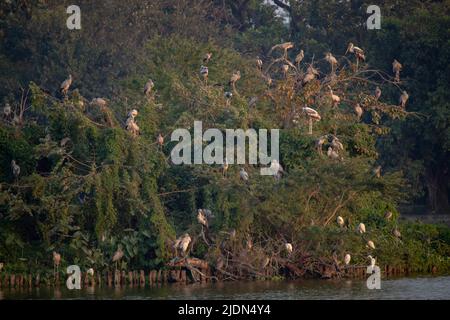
left=0, top=0, right=449, bottom=279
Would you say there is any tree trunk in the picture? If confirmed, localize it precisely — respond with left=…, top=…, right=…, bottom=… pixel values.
left=426, top=169, right=450, bottom=214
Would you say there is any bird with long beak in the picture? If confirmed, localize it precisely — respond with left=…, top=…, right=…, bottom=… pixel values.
left=344, top=254, right=351, bottom=265
left=179, top=233, right=191, bottom=257
left=203, top=53, right=212, bottom=64
left=392, top=59, right=403, bottom=83
left=337, top=216, right=345, bottom=227
left=325, top=52, right=338, bottom=72
left=269, top=42, right=294, bottom=58
left=60, top=74, right=72, bottom=96
left=375, top=86, right=382, bottom=100
left=303, top=107, right=321, bottom=135
left=144, top=79, right=155, bottom=98
left=331, top=136, right=344, bottom=152
left=197, top=209, right=208, bottom=228
left=373, top=165, right=382, bottom=178
left=328, top=86, right=341, bottom=108
left=399, top=91, right=409, bottom=109
left=367, top=240, right=376, bottom=250
left=229, top=71, right=241, bottom=92
left=346, top=43, right=365, bottom=66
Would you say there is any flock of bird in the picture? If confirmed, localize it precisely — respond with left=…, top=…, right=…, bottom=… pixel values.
left=1, top=40, right=409, bottom=276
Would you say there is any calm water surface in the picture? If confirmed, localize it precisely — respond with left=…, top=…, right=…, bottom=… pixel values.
left=1, top=276, right=450, bottom=300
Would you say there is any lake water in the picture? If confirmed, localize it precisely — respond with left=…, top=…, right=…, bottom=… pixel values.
left=1, top=276, right=450, bottom=300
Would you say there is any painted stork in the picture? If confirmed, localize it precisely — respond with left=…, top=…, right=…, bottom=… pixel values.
left=367, top=240, right=376, bottom=250
left=240, top=168, right=249, bottom=182
left=11, top=160, right=20, bottom=179
left=355, top=103, right=363, bottom=120
left=368, top=255, right=376, bottom=268
left=328, top=86, right=341, bottom=108
left=392, top=60, right=403, bottom=83
left=325, top=52, right=338, bottom=72
left=337, top=216, right=345, bottom=227
left=179, top=234, right=191, bottom=256
left=256, top=57, right=263, bottom=70
left=295, top=50, right=304, bottom=66
left=197, top=209, right=208, bottom=228
left=357, top=223, right=366, bottom=234
left=144, top=79, right=155, bottom=98
left=399, top=91, right=409, bottom=109
left=375, top=86, right=382, bottom=100
left=60, top=74, right=72, bottom=96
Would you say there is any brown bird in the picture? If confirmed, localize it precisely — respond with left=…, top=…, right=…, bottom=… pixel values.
left=393, top=59, right=403, bottom=83
left=144, top=79, right=155, bottom=98
left=256, top=56, right=263, bottom=70
left=229, top=71, right=241, bottom=92
left=399, top=91, right=409, bottom=109
left=269, top=42, right=294, bottom=58
left=112, top=247, right=124, bottom=270
left=60, top=74, right=72, bottom=96
left=53, top=251, right=61, bottom=279
left=375, top=86, right=382, bottom=100
left=355, top=103, right=363, bottom=120
left=325, top=52, right=338, bottom=72
left=295, top=50, right=304, bottom=66
left=11, top=160, right=20, bottom=180
left=157, top=133, right=164, bottom=147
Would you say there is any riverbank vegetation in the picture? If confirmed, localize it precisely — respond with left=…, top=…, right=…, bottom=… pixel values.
left=0, top=0, right=449, bottom=283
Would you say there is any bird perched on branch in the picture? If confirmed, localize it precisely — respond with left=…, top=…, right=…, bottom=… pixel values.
left=354, top=103, right=363, bottom=120
left=303, top=66, right=319, bottom=85
left=11, top=160, right=20, bottom=180
left=203, top=53, right=212, bottom=64
left=367, top=240, right=376, bottom=250
left=91, top=98, right=107, bottom=108
left=197, top=209, right=208, bottom=228
left=229, top=71, right=241, bottom=92
left=240, top=168, right=249, bottom=182
left=373, top=165, right=382, bottom=178
left=112, top=247, right=124, bottom=270
left=392, top=59, right=403, bottom=83
left=222, top=157, right=229, bottom=177
left=285, top=243, right=293, bottom=254
left=60, top=74, right=72, bottom=97
left=302, top=107, right=321, bottom=121
left=344, top=254, right=351, bottom=265
left=256, top=56, right=263, bottom=71
left=126, top=109, right=140, bottom=138
left=295, top=50, right=304, bottom=66
left=179, top=234, right=191, bottom=256
left=357, top=223, right=366, bottom=234
left=200, top=65, right=209, bottom=83
left=282, top=64, right=289, bottom=78
left=325, top=52, right=338, bottom=72
left=270, top=159, right=284, bottom=180
left=331, top=136, right=344, bottom=152
left=144, top=79, right=155, bottom=98
left=269, top=42, right=294, bottom=58
left=346, top=43, right=365, bottom=63
left=328, top=86, right=341, bottom=108
left=399, top=91, right=409, bottom=109
left=3, top=103, right=12, bottom=121
left=337, top=216, right=345, bottom=227
left=375, top=86, right=382, bottom=101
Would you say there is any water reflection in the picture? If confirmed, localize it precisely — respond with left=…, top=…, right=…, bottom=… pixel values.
left=1, top=276, right=450, bottom=300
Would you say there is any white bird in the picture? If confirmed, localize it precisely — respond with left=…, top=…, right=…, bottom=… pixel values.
left=87, top=268, right=94, bottom=276
left=344, top=254, right=351, bottom=265
left=393, top=228, right=402, bottom=239
left=337, top=216, right=345, bottom=227
left=367, top=240, right=376, bottom=250
left=144, top=79, right=155, bottom=97
left=384, top=211, right=393, bottom=220
left=11, top=160, right=20, bottom=179
left=256, top=57, right=263, bottom=70
left=399, top=91, right=409, bottom=108
left=3, top=103, right=12, bottom=120
left=112, top=248, right=124, bottom=263
left=357, top=223, right=366, bottom=234
left=375, top=86, right=382, bottom=100
left=354, top=103, right=363, bottom=120
left=197, top=209, right=208, bottom=228
left=240, top=168, right=249, bottom=182
left=328, top=86, right=341, bottom=108
left=392, top=59, right=403, bottom=82
left=325, top=52, right=338, bottom=72
left=282, top=64, right=289, bottom=78
left=285, top=243, right=293, bottom=254
left=368, top=255, right=376, bottom=268
left=327, top=147, right=340, bottom=160
left=179, top=233, right=191, bottom=255
left=295, top=50, right=304, bottom=65
left=346, top=42, right=365, bottom=62
left=200, top=65, right=209, bottom=82
left=60, top=74, right=72, bottom=96
left=302, top=107, right=321, bottom=121
left=203, top=53, right=212, bottom=64
left=128, top=109, right=138, bottom=119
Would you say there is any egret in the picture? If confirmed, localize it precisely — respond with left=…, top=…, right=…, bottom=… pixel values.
left=240, top=168, right=249, bottom=182
left=367, top=240, right=376, bottom=250
left=144, top=79, right=155, bottom=98
left=197, top=209, right=208, bottom=228
left=325, top=52, right=338, bottom=72
left=285, top=243, right=293, bottom=254
left=229, top=71, right=241, bottom=92
left=344, top=254, right=351, bottom=265
left=368, top=255, right=376, bottom=268
left=316, top=135, right=328, bottom=155
left=346, top=43, right=365, bottom=62
left=357, top=223, right=366, bottom=234
left=256, top=57, right=263, bottom=70
left=373, top=166, right=382, bottom=178
left=3, top=103, right=11, bottom=120
left=112, top=247, right=124, bottom=270
left=303, top=107, right=321, bottom=135
left=200, top=65, right=209, bottom=83
left=392, top=60, right=403, bottom=83
left=393, top=228, right=402, bottom=239
left=269, top=42, right=294, bottom=58
left=11, top=160, right=20, bottom=180
left=157, top=133, right=164, bottom=147
left=384, top=211, right=393, bottom=220
left=328, top=86, right=341, bottom=108
left=375, top=86, right=382, bottom=100
left=327, top=147, right=340, bottom=161
left=87, top=268, right=94, bottom=276
left=355, top=103, right=363, bottom=120
left=222, top=157, right=229, bottom=177
left=53, top=251, right=61, bottom=279
left=179, top=233, right=192, bottom=256
left=295, top=50, right=304, bottom=66
left=337, top=216, right=345, bottom=227
left=60, top=74, right=72, bottom=96
left=203, top=53, right=212, bottom=64
left=399, top=91, right=409, bottom=109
